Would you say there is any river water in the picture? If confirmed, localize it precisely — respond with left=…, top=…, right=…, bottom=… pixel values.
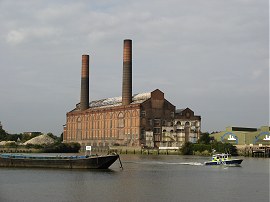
left=0, top=155, right=269, bottom=202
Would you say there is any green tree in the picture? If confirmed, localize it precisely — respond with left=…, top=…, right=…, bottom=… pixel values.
left=180, top=142, right=194, bottom=155
left=211, top=141, right=237, bottom=155
left=47, top=132, right=62, bottom=143
left=0, top=127, right=8, bottom=141
left=6, top=134, right=21, bottom=141
left=21, top=133, right=32, bottom=142
left=180, top=137, right=238, bottom=156
left=47, top=133, right=57, bottom=139
left=60, top=133, right=63, bottom=142
left=198, top=132, right=211, bottom=144
left=42, top=142, right=81, bottom=153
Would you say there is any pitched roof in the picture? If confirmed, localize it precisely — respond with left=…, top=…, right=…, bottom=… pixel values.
left=175, top=109, right=185, bottom=114
left=90, top=92, right=150, bottom=108
left=74, top=92, right=151, bottom=110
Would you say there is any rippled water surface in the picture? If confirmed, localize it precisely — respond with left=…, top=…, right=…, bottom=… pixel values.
left=0, top=155, right=269, bottom=202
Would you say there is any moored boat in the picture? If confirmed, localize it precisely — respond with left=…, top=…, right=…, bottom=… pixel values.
left=204, top=153, right=243, bottom=166
left=0, top=153, right=120, bottom=169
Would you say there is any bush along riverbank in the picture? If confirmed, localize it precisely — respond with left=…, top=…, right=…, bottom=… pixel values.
left=41, top=142, right=81, bottom=153
left=0, top=142, right=81, bottom=153
left=0, top=131, right=81, bottom=153
left=107, top=141, right=237, bottom=156
left=180, top=141, right=238, bottom=156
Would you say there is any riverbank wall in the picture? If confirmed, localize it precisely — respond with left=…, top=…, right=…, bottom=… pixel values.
left=236, top=145, right=270, bottom=158
left=2, top=145, right=270, bottom=158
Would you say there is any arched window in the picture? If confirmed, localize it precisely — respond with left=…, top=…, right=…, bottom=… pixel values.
left=76, top=116, right=82, bottom=140
left=118, top=112, right=124, bottom=128
left=77, top=117, right=82, bottom=129
left=176, top=121, right=181, bottom=130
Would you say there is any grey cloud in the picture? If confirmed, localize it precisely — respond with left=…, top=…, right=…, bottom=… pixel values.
left=0, top=0, right=268, bottom=135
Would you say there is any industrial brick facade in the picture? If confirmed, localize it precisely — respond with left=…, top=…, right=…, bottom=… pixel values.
left=63, top=39, right=201, bottom=148
left=64, top=101, right=141, bottom=147
left=64, top=90, right=177, bottom=148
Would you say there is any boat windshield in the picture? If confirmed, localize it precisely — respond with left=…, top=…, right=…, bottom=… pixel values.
left=212, top=153, right=231, bottom=161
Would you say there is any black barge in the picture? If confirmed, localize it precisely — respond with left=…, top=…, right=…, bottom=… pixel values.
left=0, top=153, right=119, bottom=169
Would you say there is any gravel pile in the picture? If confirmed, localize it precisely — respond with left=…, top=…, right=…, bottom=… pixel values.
left=0, top=141, right=16, bottom=145
left=23, top=134, right=56, bottom=145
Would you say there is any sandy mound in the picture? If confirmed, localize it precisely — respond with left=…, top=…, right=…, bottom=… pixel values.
left=23, top=134, right=56, bottom=145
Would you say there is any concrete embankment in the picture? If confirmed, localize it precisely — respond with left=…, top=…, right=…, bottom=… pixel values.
left=3, top=145, right=270, bottom=158
left=90, top=146, right=270, bottom=158
left=87, top=146, right=181, bottom=155
left=236, top=145, right=270, bottom=158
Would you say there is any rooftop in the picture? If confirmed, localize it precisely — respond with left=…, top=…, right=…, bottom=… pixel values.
left=175, top=109, right=185, bottom=114
left=75, top=92, right=151, bottom=110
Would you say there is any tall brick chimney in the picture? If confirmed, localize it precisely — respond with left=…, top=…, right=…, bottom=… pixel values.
left=80, top=54, right=89, bottom=111
left=122, top=39, right=132, bottom=106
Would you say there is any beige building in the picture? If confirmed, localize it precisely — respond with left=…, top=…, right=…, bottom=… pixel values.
left=160, top=108, right=201, bottom=147
left=210, top=126, right=270, bottom=146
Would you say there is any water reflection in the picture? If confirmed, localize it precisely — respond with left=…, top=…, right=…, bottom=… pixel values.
left=0, top=155, right=268, bottom=202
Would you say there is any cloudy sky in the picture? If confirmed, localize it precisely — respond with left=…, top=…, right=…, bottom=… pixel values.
left=0, top=0, right=268, bottom=135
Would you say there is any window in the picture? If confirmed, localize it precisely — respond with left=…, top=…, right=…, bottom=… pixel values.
left=141, top=110, right=146, bottom=117
left=154, top=119, right=161, bottom=127
left=118, top=113, right=124, bottom=128
left=154, top=135, right=161, bottom=141
left=163, top=120, right=166, bottom=126
left=154, top=128, right=161, bottom=134
left=140, top=129, right=145, bottom=139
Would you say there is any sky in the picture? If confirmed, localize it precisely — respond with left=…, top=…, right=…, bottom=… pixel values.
left=0, top=0, right=269, bottom=135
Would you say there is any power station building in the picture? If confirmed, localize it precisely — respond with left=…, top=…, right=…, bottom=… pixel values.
left=63, top=40, right=201, bottom=148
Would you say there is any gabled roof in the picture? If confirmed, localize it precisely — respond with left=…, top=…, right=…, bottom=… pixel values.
left=175, top=109, right=185, bottom=114
left=175, top=108, right=193, bottom=114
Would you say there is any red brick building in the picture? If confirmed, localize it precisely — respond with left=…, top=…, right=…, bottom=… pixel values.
left=63, top=40, right=201, bottom=148
left=64, top=89, right=175, bottom=147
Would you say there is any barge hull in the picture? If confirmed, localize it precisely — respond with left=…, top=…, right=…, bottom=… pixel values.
left=0, top=155, right=119, bottom=169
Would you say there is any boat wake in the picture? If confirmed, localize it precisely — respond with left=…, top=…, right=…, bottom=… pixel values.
left=127, top=161, right=203, bottom=166
left=178, top=162, right=203, bottom=166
